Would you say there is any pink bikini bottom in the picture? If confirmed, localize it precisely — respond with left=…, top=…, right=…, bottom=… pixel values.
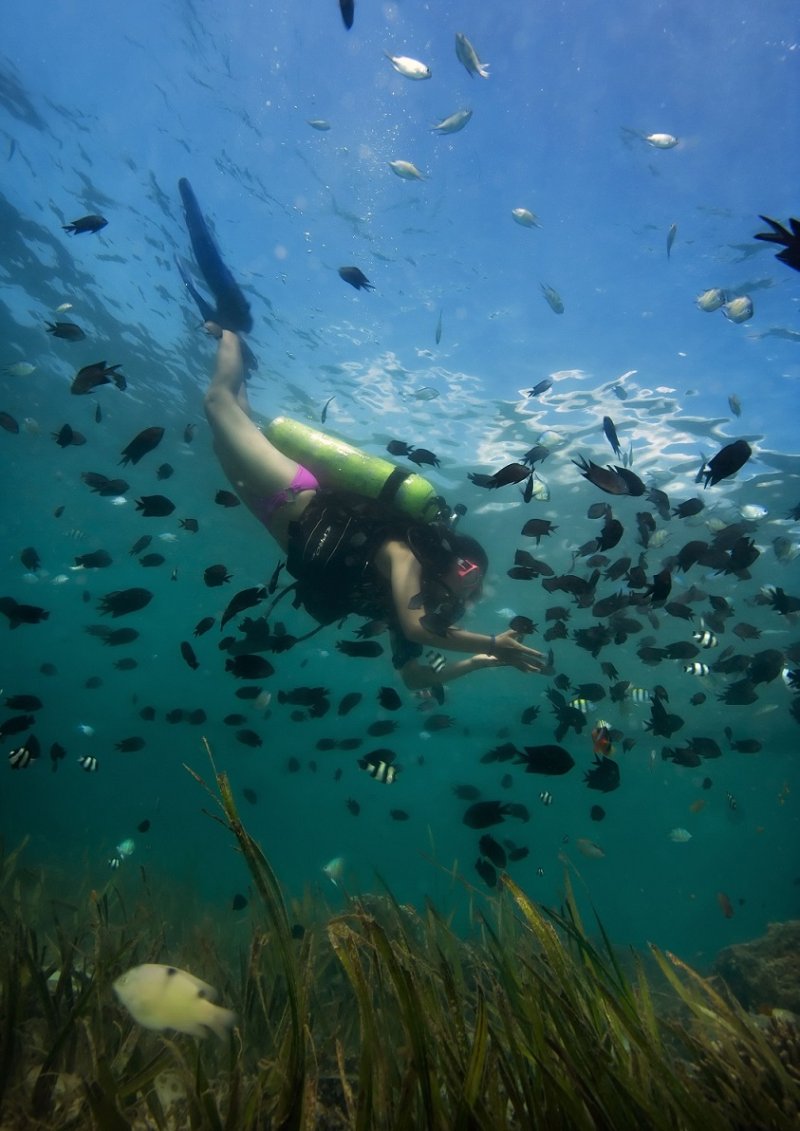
left=253, top=464, right=319, bottom=526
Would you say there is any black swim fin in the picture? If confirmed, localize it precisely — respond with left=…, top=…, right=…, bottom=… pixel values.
left=178, top=178, right=253, bottom=332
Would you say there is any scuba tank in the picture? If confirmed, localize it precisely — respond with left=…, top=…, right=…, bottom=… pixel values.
left=264, top=417, right=442, bottom=521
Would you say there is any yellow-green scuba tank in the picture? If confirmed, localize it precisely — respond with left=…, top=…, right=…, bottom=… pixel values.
left=264, top=417, right=442, bottom=521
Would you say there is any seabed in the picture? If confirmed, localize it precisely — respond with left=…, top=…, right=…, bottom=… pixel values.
left=1, top=750, right=798, bottom=1130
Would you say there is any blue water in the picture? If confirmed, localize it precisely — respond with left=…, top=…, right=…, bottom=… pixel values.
left=1, top=0, right=799, bottom=968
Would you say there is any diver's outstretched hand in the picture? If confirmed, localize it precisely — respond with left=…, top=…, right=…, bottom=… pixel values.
left=489, top=629, right=546, bottom=673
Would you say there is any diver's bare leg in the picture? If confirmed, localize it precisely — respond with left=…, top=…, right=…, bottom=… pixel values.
left=203, top=329, right=306, bottom=545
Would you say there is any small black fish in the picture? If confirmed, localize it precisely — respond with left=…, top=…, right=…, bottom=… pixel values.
left=0, top=715, right=35, bottom=739
left=115, top=737, right=145, bottom=752
left=336, top=640, right=384, bottom=658
left=407, top=448, right=440, bottom=468
left=338, top=265, right=373, bottom=290
left=156, top=463, right=174, bottom=480
left=63, top=214, right=107, bottom=235
left=204, top=564, right=232, bottom=587
left=139, top=553, right=166, bottom=567
left=514, top=744, right=576, bottom=776
left=46, top=321, right=86, bottom=342
left=387, top=440, right=414, bottom=456
left=573, top=456, right=645, bottom=496
left=378, top=686, right=403, bottom=711
left=180, top=518, right=199, bottom=533
left=97, top=587, right=153, bottom=618
left=220, top=586, right=266, bottom=630
left=135, top=494, right=175, bottom=517
left=52, top=424, right=86, bottom=447
left=20, top=547, right=41, bottom=572
left=0, top=597, right=50, bottom=628
left=590, top=805, right=606, bottom=821
left=463, top=801, right=528, bottom=829
left=225, top=654, right=275, bottom=680
left=242, top=788, right=258, bottom=805
left=180, top=641, right=199, bottom=670
left=521, top=518, right=557, bottom=543
left=526, top=378, right=552, bottom=397
left=236, top=729, right=263, bottom=748
left=0, top=412, right=20, bottom=433
left=120, top=427, right=165, bottom=466
left=5, top=694, right=42, bottom=711
left=137, top=819, right=152, bottom=832
left=194, top=616, right=215, bottom=636
left=321, top=395, right=336, bottom=423
left=83, top=472, right=130, bottom=496
left=754, top=215, right=800, bottom=272
left=71, top=360, right=125, bottom=394
left=339, top=0, right=354, bottom=29
left=390, top=809, right=409, bottom=821
left=475, top=463, right=532, bottom=489
left=584, top=755, right=621, bottom=793
left=215, top=489, right=241, bottom=507
left=479, top=833, right=507, bottom=868
left=702, top=440, right=752, bottom=488
left=74, top=550, right=113, bottom=570
left=474, top=857, right=497, bottom=887
left=602, top=416, right=621, bottom=458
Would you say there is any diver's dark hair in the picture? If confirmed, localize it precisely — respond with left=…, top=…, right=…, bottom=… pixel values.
left=447, top=531, right=489, bottom=577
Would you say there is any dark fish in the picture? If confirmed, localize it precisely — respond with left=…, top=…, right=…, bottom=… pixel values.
left=242, top=788, right=258, bottom=805
left=666, top=222, right=677, bottom=258
left=509, top=616, right=536, bottom=635
left=139, top=553, right=166, bottom=567
left=180, top=641, right=199, bottom=670
left=156, top=463, right=174, bottom=480
left=407, top=448, right=440, bottom=468
left=520, top=705, right=540, bottom=724
left=5, top=694, right=42, bottom=711
left=387, top=440, right=414, bottom=456
left=673, top=497, right=704, bottom=519
left=590, top=805, right=606, bottom=821
left=71, top=361, right=125, bottom=394
left=480, top=742, right=520, bottom=764
left=194, top=616, right=215, bottom=636
left=215, top=489, right=241, bottom=508
left=0, top=597, right=50, bottom=628
left=0, top=715, right=35, bottom=738
left=236, top=729, right=263, bottom=748
left=120, top=427, right=165, bottom=466
left=754, top=215, right=800, bottom=272
left=113, top=659, right=138, bottom=671
left=63, top=214, right=107, bottom=234
left=336, top=640, right=384, bottom=658
left=47, top=742, right=65, bottom=772
left=338, top=692, right=362, bottom=716
left=321, top=396, right=336, bottom=423
left=573, top=456, right=645, bottom=496
left=526, top=378, right=552, bottom=397
left=702, top=440, right=752, bottom=487
left=74, top=549, right=113, bottom=570
left=82, top=472, right=130, bottom=496
left=453, top=783, right=482, bottom=799
left=232, top=893, right=248, bottom=911
left=97, top=587, right=153, bottom=617
left=204, top=564, right=232, bottom=587
left=221, top=586, right=266, bottom=630
left=187, top=709, right=207, bottom=725
left=521, top=518, right=557, bottom=543
left=367, top=719, right=397, bottom=737
left=180, top=518, right=199, bottom=533
left=338, top=266, right=373, bottom=290
left=20, top=547, right=40, bottom=572
left=479, top=834, right=507, bottom=868
left=339, top=0, right=354, bottom=29
left=474, top=858, right=497, bottom=887
left=390, top=809, right=409, bottom=821
left=129, top=536, right=152, bottom=557
left=378, top=686, right=402, bottom=711
left=225, top=654, right=275, bottom=679
left=134, top=490, right=175, bottom=517
left=602, top=416, right=621, bottom=457
left=584, top=755, right=621, bottom=793
left=46, top=321, right=86, bottom=342
left=115, top=737, right=145, bottom=752
left=52, top=424, right=86, bottom=447
left=514, top=744, right=575, bottom=775
left=463, top=801, right=528, bottom=829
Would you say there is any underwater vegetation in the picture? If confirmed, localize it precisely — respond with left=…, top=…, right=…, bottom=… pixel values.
left=1, top=748, right=798, bottom=1130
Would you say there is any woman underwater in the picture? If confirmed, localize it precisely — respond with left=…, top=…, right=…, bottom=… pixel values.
left=179, top=177, right=544, bottom=690
left=203, top=326, right=544, bottom=690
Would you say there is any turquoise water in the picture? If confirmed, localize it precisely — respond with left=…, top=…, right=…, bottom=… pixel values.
left=1, top=1, right=798, bottom=968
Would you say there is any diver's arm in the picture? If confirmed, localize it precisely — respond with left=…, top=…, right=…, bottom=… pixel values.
left=381, top=540, right=544, bottom=673
left=399, top=653, right=500, bottom=690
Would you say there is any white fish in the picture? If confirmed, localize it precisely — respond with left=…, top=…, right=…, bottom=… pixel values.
left=4, top=362, right=36, bottom=378
left=307, top=119, right=331, bottom=131
left=669, top=828, right=692, bottom=843
left=575, top=838, right=605, bottom=859
left=721, top=296, right=753, bottom=324
left=23, top=417, right=40, bottom=435
left=645, top=133, right=678, bottom=149
left=113, top=963, right=236, bottom=1039
left=110, top=496, right=128, bottom=507
left=511, top=207, right=541, bottom=229
left=116, top=838, right=136, bottom=858
left=431, top=108, right=473, bottom=135
left=76, top=723, right=95, bottom=736
left=55, top=302, right=73, bottom=313
left=455, top=32, right=489, bottom=79
left=739, top=504, right=767, bottom=520
left=158, top=532, right=178, bottom=542
left=384, top=52, right=431, bottom=80
left=528, top=473, right=550, bottom=502
left=696, top=288, right=726, bottom=312
left=322, top=856, right=345, bottom=887
left=388, top=160, right=426, bottom=181
left=51, top=574, right=70, bottom=585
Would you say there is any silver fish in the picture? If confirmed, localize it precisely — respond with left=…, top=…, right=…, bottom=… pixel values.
left=540, top=283, right=565, bottom=314
left=431, top=108, right=472, bottom=135
left=455, top=32, right=489, bottom=79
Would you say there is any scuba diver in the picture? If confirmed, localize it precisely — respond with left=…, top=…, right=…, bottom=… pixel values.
left=179, top=179, right=544, bottom=690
